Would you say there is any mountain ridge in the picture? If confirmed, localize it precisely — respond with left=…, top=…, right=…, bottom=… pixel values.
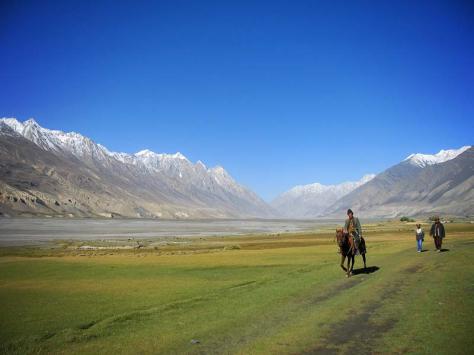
left=324, top=146, right=474, bottom=218
left=271, top=146, right=472, bottom=219
left=1, top=117, right=472, bottom=219
left=0, top=118, right=275, bottom=219
left=404, top=146, right=471, bottom=168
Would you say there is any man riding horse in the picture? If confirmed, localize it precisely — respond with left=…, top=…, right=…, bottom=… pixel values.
left=344, top=209, right=363, bottom=254
left=337, top=208, right=367, bottom=276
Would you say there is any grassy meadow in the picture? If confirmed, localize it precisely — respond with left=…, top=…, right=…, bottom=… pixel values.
left=0, top=221, right=473, bottom=354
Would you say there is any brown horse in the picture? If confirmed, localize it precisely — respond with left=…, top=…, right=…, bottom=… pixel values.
left=336, top=229, right=367, bottom=277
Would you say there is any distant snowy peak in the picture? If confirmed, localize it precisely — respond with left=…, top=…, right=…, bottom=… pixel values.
left=1, top=118, right=26, bottom=133
left=132, top=149, right=190, bottom=171
left=1, top=117, right=107, bottom=158
left=284, top=174, right=376, bottom=198
left=0, top=117, right=235, bottom=187
left=271, top=174, right=377, bottom=218
left=404, top=146, right=471, bottom=168
left=359, top=174, right=377, bottom=183
left=0, top=117, right=192, bottom=163
left=134, top=149, right=187, bottom=160
left=210, top=166, right=235, bottom=185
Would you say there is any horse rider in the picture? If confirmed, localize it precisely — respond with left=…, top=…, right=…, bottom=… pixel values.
left=344, top=208, right=362, bottom=253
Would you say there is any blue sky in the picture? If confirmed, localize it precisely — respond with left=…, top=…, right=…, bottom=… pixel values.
left=1, top=0, right=473, bottom=200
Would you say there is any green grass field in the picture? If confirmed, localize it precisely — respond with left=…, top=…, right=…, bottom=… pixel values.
left=1, top=222, right=473, bottom=354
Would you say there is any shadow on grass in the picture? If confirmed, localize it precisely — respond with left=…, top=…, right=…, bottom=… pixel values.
left=440, top=248, right=450, bottom=252
left=352, top=266, right=379, bottom=275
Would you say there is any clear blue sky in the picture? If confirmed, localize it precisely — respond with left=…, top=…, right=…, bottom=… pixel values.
left=1, top=0, right=473, bottom=200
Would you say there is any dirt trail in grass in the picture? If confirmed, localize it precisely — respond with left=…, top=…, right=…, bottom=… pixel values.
left=15, top=255, right=371, bottom=354
left=34, top=247, right=427, bottom=354
left=180, top=265, right=373, bottom=355
left=305, top=263, right=424, bottom=354
left=39, top=262, right=354, bottom=344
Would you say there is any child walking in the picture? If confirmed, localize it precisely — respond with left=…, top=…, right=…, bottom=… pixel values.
left=415, top=224, right=424, bottom=252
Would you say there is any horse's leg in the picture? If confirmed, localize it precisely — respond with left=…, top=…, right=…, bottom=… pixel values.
left=340, top=254, right=347, bottom=272
left=346, top=253, right=351, bottom=277
left=350, top=255, right=354, bottom=275
left=362, top=253, right=367, bottom=269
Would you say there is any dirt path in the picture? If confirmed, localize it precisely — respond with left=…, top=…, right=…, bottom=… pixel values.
left=304, top=263, right=424, bottom=354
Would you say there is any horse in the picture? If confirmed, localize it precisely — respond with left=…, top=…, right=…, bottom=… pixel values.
left=335, top=228, right=367, bottom=277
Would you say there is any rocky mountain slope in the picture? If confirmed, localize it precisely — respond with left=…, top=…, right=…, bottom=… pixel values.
left=325, top=146, right=473, bottom=218
left=0, top=118, right=275, bottom=219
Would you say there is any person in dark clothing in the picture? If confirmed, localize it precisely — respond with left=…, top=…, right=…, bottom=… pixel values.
left=429, top=217, right=445, bottom=252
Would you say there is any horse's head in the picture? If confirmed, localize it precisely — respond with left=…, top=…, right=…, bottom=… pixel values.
left=335, top=228, right=345, bottom=247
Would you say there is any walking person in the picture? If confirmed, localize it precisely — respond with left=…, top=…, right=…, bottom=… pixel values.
left=415, top=224, right=424, bottom=252
left=429, top=217, right=445, bottom=252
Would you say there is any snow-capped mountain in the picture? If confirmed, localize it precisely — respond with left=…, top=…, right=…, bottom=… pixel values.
left=325, top=146, right=474, bottom=218
left=0, top=118, right=275, bottom=219
left=271, top=174, right=376, bottom=218
left=273, top=145, right=473, bottom=219
left=404, top=146, right=471, bottom=168
left=2, top=118, right=112, bottom=161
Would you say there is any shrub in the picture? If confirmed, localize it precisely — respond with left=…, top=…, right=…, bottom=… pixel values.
left=224, top=244, right=241, bottom=250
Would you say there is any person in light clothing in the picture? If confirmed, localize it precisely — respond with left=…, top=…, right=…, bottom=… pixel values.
left=415, top=224, right=424, bottom=252
left=430, top=217, right=445, bottom=252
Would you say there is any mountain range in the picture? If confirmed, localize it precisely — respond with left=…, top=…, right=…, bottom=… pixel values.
left=0, top=118, right=274, bottom=218
left=0, top=118, right=472, bottom=219
left=273, top=146, right=473, bottom=218
left=323, top=146, right=473, bottom=218
left=271, top=174, right=376, bottom=218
